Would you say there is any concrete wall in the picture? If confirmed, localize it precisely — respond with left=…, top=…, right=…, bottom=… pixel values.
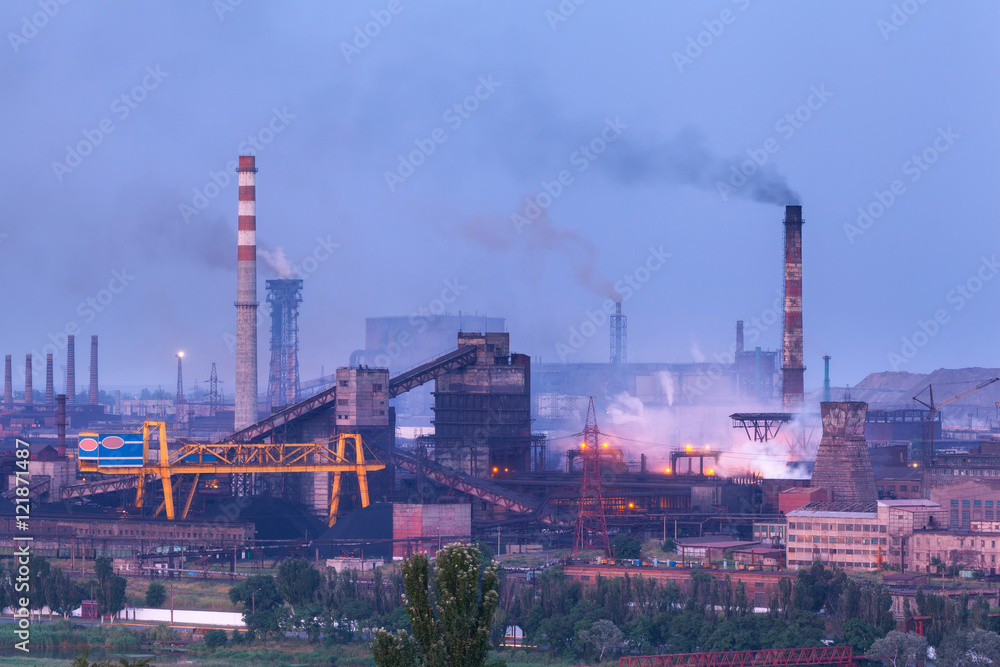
left=393, top=503, right=471, bottom=559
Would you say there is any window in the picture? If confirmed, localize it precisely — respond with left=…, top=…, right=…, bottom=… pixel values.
left=975, top=500, right=983, bottom=506
left=880, top=525, right=887, bottom=533
left=338, top=399, right=348, bottom=406
left=953, top=500, right=960, bottom=506
left=963, top=500, right=971, bottom=506
left=373, top=383, right=383, bottom=391
left=988, top=501, right=994, bottom=507
left=339, top=380, right=348, bottom=387
left=822, top=524, right=830, bottom=531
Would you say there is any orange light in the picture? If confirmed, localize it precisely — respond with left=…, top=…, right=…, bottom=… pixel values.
left=685, top=444, right=692, bottom=451
left=602, top=442, right=609, bottom=448
left=707, top=468, right=715, bottom=475
left=493, top=467, right=498, bottom=473
left=665, top=467, right=672, bottom=474
left=628, top=502, right=634, bottom=508
left=580, top=443, right=586, bottom=449
left=504, top=468, right=508, bottom=472
left=705, top=445, right=710, bottom=450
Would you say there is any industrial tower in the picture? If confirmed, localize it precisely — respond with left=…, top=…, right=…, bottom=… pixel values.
left=572, top=397, right=611, bottom=557
left=610, top=301, right=626, bottom=365
left=781, top=205, right=805, bottom=409
left=266, top=279, right=303, bottom=410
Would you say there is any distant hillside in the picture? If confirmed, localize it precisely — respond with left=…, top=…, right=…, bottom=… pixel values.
left=848, top=368, right=1000, bottom=423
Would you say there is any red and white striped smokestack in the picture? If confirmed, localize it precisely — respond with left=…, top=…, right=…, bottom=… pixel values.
left=45, top=353, right=54, bottom=405
left=24, top=354, right=33, bottom=406
left=235, top=155, right=259, bottom=430
left=782, top=205, right=805, bottom=409
left=89, top=335, right=98, bottom=406
left=66, top=334, right=75, bottom=405
left=3, top=355, right=11, bottom=408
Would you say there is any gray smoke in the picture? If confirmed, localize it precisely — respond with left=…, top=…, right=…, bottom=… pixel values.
left=602, top=128, right=800, bottom=206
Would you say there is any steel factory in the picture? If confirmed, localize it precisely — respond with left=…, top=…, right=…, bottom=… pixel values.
left=4, top=158, right=1000, bottom=594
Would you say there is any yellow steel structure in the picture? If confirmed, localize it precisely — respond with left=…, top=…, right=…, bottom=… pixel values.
left=78, top=421, right=384, bottom=526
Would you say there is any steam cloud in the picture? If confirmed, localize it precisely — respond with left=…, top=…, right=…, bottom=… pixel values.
left=259, top=246, right=296, bottom=279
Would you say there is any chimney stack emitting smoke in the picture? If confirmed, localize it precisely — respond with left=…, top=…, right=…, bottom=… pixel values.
left=610, top=300, right=627, bottom=365
left=235, top=155, right=259, bottom=430
left=45, top=353, right=54, bottom=405
left=781, top=205, right=804, bottom=409
left=89, top=335, right=98, bottom=406
left=24, top=354, right=33, bottom=406
left=66, top=335, right=75, bottom=405
left=3, top=355, right=12, bottom=408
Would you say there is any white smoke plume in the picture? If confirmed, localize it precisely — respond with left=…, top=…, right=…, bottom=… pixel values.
left=259, top=246, right=295, bottom=279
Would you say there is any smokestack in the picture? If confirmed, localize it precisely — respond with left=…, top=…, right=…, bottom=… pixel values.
left=3, top=355, right=11, bottom=408
left=176, top=352, right=185, bottom=423
left=736, top=320, right=744, bottom=356
left=57, top=394, right=66, bottom=456
left=610, top=300, right=626, bottom=365
left=67, top=335, right=75, bottom=405
left=811, top=402, right=877, bottom=504
left=781, top=205, right=805, bottom=409
left=45, top=353, right=54, bottom=405
left=235, top=155, right=259, bottom=430
left=24, top=354, right=32, bottom=406
left=823, top=355, right=831, bottom=403
left=89, top=335, right=98, bottom=406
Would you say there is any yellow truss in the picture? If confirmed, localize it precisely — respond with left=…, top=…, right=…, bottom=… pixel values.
left=78, top=421, right=384, bottom=525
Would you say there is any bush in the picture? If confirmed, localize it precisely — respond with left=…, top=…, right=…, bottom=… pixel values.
left=203, top=628, right=228, bottom=649
left=145, top=581, right=167, bottom=608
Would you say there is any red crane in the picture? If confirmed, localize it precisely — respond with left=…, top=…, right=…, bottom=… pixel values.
left=913, top=377, right=1000, bottom=466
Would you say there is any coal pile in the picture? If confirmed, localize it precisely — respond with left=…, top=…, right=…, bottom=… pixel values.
left=315, top=503, right=392, bottom=560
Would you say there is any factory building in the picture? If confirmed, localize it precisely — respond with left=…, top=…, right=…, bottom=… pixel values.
left=416, top=332, right=533, bottom=476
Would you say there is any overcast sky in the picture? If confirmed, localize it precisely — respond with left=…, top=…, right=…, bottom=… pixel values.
left=1, top=1, right=997, bottom=394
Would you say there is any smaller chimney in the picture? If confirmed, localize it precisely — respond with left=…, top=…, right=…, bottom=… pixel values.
left=823, top=355, right=831, bottom=403
left=89, top=335, right=98, bottom=406
left=67, top=334, right=76, bottom=405
left=736, top=320, right=744, bottom=356
left=24, top=354, right=33, bottom=406
left=45, top=353, right=54, bottom=405
left=3, top=355, right=11, bottom=407
left=57, top=394, right=67, bottom=456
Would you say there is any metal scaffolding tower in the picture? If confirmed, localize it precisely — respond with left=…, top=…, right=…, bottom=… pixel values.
left=572, top=397, right=611, bottom=557
left=266, top=279, right=303, bottom=410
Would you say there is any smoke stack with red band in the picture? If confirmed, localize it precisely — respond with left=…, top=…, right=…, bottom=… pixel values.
left=235, top=155, right=259, bottom=430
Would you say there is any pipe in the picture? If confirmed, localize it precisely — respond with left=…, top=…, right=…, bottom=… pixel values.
left=3, top=355, right=11, bottom=408
left=57, top=394, right=67, bottom=456
left=24, top=354, right=33, bottom=406
left=235, top=155, right=259, bottom=430
left=45, top=353, right=54, bottom=405
left=823, top=355, right=831, bottom=403
left=67, top=334, right=75, bottom=405
left=782, top=205, right=805, bottom=409
left=89, top=335, right=99, bottom=406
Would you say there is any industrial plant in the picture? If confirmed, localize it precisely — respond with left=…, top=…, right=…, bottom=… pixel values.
left=4, top=157, right=1000, bottom=611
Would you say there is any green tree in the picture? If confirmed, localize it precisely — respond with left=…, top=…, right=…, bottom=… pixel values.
left=202, top=628, right=228, bottom=649
left=372, top=542, right=499, bottom=667
left=275, top=557, right=322, bottom=613
left=578, top=618, right=624, bottom=662
left=612, top=534, right=642, bottom=560
left=938, top=629, right=1000, bottom=667
left=229, top=574, right=285, bottom=642
left=93, top=555, right=127, bottom=620
left=144, top=581, right=166, bottom=608
left=841, top=618, right=882, bottom=655
left=49, top=566, right=82, bottom=618
left=865, top=630, right=928, bottom=667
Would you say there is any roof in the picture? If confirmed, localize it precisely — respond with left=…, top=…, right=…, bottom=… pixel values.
left=675, top=537, right=759, bottom=549
left=733, top=546, right=783, bottom=556
left=787, top=501, right=878, bottom=518
left=878, top=499, right=940, bottom=509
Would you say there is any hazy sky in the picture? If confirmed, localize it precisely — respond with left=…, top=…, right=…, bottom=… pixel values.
left=1, top=1, right=997, bottom=394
